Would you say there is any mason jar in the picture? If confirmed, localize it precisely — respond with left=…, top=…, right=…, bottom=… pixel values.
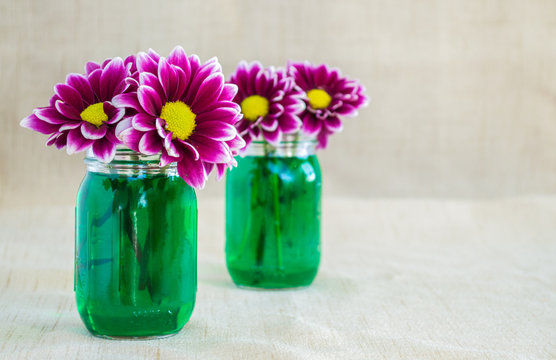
left=225, top=136, right=322, bottom=289
left=75, top=148, right=197, bottom=338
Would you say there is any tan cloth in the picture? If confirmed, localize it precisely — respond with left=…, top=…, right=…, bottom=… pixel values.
left=1, top=197, right=554, bottom=359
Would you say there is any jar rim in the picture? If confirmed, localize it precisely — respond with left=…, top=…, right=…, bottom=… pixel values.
left=244, top=134, right=318, bottom=157
left=84, top=147, right=177, bottom=175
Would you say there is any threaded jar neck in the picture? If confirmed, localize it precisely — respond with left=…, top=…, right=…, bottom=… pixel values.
left=84, top=147, right=177, bottom=175
left=245, top=134, right=317, bottom=157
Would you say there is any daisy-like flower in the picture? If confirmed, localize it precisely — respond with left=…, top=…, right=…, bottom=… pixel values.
left=114, top=46, right=245, bottom=189
left=288, top=61, right=368, bottom=149
left=228, top=61, right=305, bottom=148
left=20, top=58, right=129, bottom=162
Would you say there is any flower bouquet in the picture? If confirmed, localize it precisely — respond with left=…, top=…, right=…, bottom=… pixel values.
left=225, top=61, right=368, bottom=289
left=21, top=46, right=245, bottom=338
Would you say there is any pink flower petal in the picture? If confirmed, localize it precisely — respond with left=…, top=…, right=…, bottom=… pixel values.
left=46, top=131, right=68, bottom=150
left=203, top=162, right=215, bottom=178
left=325, top=68, right=341, bottom=86
left=115, top=117, right=132, bottom=138
left=105, top=105, right=125, bottom=124
left=104, top=128, right=121, bottom=145
left=301, top=113, right=322, bottom=136
left=278, top=113, right=302, bottom=133
left=66, top=74, right=95, bottom=105
left=260, top=117, right=278, bottom=132
left=66, top=127, right=94, bottom=154
left=176, top=139, right=200, bottom=160
left=137, top=85, right=163, bottom=117
left=54, top=84, right=83, bottom=111
left=254, top=70, right=272, bottom=95
left=219, top=84, right=238, bottom=101
left=329, top=98, right=343, bottom=111
left=55, top=132, right=69, bottom=149
left=336, top=104, right=358, bottom=117
left=173, top=67, right=187, bottom=102
left=87, top=68, right=102, bottom=98
left=262, top=128, right=281, bottom=145
left=81, top=122, right=107, bottom=140
left=138, top=131, right=163, bottom=155
left=160, top=148, right=180, bottom=167
left=269, top=103, right=284, bottom=117
left=281, top=95, right=306, bottom=114
left=270, top=90, right=285, bottom=102
left=125, top=77, right=139, bottom=91
left=236, top=119, right=250, bottom=135
left=185, top=61, right=221, bottom=104
left=112, top=93, right=142, bottom=112
left=132, top=113, right=156, bottom=131
left=190, top=72, right=224, bottom=113
left=215, top=163, right=227, bottom=180
left=158, top=58, right=176, bottom=98
left=168, top=46, right=191, bottom=78
left=100, top=58, right=126, bottom=100
left=46, top=132, right=58, bottom=146
left=324, top=116, right=343, bottom=132
left=194, top=120, right=236, bottom=141
left=139, top=72, right=166, bottom=101
left=316, top=129, right=330, bottom=149
left=246, top=62, right=264, bottom=94
left=195, top=107, right=240, bottom=125
left=313, top=64, right=330, bottom=86
left=59, top=122, right=82, bottom=131
left=158, top=57, right=180, bottom=101
left=230, top=61, right=251, bottom=97
left=190, top=134, right=231, bottom=163
left=117, top=126, right=142, bottom=152
left=85, top=61, right=100, bottom=75
left=136, top=51, right=158, bottom=74
left=164, top=133, right=180, bottom=157
left=155, top=117, right=168, bottom=138
left=34, top=107, right=70, bottom=124
left=188, top=54, right=202, bottom=75
left=177, top=153, right=207, bottom=189
left=20, top=114, right=59, bottom=134
left=55, top=100, right=81, bottom=120
left=92, top=137, right=116, bottom=162
left=147, top=48, right=161, bottom=62
left=226, top=134, right=246, bottom=152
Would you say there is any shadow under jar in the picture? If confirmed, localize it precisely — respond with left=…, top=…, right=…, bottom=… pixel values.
left=226, top=136, right=322, bottom=289
left=75, top=148, right=197, bottom=339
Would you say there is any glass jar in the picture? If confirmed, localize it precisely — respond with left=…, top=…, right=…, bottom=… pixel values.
left=75, top=148, right=197, bottom=338
left=225, top=136, right=322, bottom=289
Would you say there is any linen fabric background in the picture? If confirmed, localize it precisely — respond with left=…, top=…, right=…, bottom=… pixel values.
left=1, top=1, right=556, bottom=359
left=1, top=0, right=555, bottom=206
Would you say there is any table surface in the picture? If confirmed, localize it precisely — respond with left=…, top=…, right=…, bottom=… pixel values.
left=0, top=197, right=555, bottom=360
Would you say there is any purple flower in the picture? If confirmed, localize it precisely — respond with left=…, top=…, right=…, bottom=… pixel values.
left=20, top=58, right=129, bottom=162
left=228, top=61, right=305, bottom=148
left=114, top=46, right=245, bottom=189
left=288, top=61, right=368, bottom=149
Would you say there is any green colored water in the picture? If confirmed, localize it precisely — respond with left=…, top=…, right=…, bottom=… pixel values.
left=226, top=155, right=322, bottom=289
left=75, top=171, right=197, bottom=338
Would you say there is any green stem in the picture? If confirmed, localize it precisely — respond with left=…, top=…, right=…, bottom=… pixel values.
left=263, top=141, right=283, bottom=270
left=236, top=172, right=256, bottom=261
left=254, top=154, right=267, bottom=272
left=270, top=159, right=283, bottom=270
left=117, top=178, right=152, bottom=304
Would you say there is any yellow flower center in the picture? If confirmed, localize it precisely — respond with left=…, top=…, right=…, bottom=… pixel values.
left=240, top=95, right=269, bottom=121
left=80, top=102, right=108, bottom=127
left=307, top=89, right=332, bottom=110
left=160, top=101, right=197, bottom=140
